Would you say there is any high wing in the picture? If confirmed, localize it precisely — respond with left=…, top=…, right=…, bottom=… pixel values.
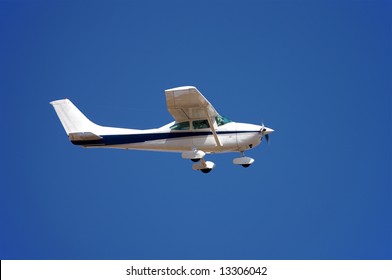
left=165, top=86, right=219, bottom=122
left=165, top=86, right=222, bottom=146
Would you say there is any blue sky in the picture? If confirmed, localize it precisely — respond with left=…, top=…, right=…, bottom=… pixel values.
left=1, top=0, right=391, bottom=259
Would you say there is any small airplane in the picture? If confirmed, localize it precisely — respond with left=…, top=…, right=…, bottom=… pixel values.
left=50, top=86, right=274, bottom=173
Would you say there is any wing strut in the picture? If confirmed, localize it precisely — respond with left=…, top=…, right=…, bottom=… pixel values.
left=204, top=108, right=222, bottom=147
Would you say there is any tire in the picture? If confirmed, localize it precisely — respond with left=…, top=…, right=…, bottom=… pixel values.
left=201, top=168, right=212, bottom=173
left=241, top=164, right=251, bottom=168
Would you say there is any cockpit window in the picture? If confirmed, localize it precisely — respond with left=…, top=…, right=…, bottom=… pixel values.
left=215, top=115, right=232, bottom=126
left=193, top=120, right=210, bottom=129
left=171, top=117, right=231, bottom=130
left=170, top=121, right=190, bottom=130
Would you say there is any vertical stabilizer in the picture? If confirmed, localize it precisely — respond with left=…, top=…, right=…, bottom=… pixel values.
left=50, top=99, right=99, bottom=135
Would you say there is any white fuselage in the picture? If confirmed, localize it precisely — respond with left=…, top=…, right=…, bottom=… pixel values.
left=51, top=94, right=273, bottom=172
left=74, top=122, right=264, bottom=154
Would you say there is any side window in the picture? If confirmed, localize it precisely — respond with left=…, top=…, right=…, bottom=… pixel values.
left=170, top=121, right=190, bottom=130
left=193, top=120, right=210, bottom=129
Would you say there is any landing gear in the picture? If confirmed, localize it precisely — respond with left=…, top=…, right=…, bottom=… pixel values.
left=182, top=150, right=205, bottom=161
left=192, top=159, right=215, bottom=173
left=233, top=152, right=255, bottom=168
left=183, top=149, right=215, bottom=173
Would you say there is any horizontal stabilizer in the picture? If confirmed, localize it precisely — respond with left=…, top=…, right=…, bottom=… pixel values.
left=68, top=132, right=102, bottom=141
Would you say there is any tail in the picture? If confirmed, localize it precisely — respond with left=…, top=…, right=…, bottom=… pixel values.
left=50, top=99, right=102, bottom=141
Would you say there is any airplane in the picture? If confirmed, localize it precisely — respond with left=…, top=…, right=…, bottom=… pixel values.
left=50, top=86, right=274, bottom=173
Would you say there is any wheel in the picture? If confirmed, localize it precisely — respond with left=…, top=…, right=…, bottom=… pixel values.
left=200, top=168, right=212, bottom=173
left=241, top=164, right=251, bottom=168
left=191, top=158, right=200, bottom=162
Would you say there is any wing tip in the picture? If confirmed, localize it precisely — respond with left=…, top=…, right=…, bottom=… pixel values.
left=165, top=86, right=197, bottom=92
left=50, top=98, right=70, bottom=105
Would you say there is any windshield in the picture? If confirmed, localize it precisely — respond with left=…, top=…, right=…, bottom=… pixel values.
left=215, top=115, right=232, bottom=126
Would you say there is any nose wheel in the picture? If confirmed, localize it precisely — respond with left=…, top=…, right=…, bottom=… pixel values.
left=233, top=152, right=255, bottom=168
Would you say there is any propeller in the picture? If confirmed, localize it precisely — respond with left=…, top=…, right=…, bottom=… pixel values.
left=260, top=123, right=272, bottom=143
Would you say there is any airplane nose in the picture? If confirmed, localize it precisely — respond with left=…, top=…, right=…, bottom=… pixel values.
left=264, top=127, right=274, bottom=134
left=259, top=126, right=274, bottom=134
left=259, top=125, right=274, bottom=143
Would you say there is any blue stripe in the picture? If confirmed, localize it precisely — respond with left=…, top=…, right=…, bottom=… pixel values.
left=71, top=131, right=258, bottom=146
